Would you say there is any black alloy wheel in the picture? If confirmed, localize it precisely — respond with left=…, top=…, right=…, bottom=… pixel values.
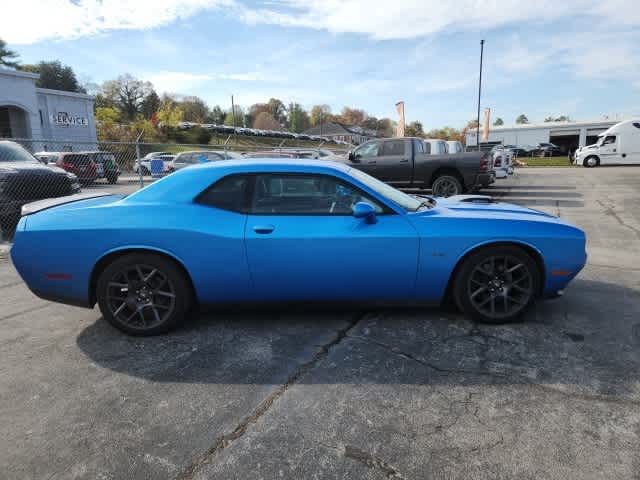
left=432, top=175, right=462, bottom=197
left=453, top=246, right=540, bottom=323
left=97, top=253, right=191, bottom=335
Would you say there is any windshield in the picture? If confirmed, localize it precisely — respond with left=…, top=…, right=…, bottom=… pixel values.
left=0, top=142, right=38, bottom=163
left=348, top=167, right=424, bottom=211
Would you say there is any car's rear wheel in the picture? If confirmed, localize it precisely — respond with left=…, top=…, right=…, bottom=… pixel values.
left=97, top=253, right=192, bottom=335
left=106, top=174, right=118, bottom=184
left=432, top=175, right=462, bottom=197
left=453, top=245, right=540, bottom=324
left=583, top=156, right=599, bottom=168
left=141, top=167, right=150, bottom=176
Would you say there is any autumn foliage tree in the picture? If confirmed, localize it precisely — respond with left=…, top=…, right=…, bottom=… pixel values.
left=253, top=112, right=280, bottom=130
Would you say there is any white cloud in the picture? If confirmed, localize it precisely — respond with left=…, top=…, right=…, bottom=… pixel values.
left=6, top=0, right=640, bottom=45
left=3, top=0, right=234, bottom=44
left=146, top=70, right=285, bottom=95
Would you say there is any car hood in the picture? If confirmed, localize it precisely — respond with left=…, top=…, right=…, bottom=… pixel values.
left=416, top=195, right=561, bottom=223
left=0, top=161, right=68, bottom=175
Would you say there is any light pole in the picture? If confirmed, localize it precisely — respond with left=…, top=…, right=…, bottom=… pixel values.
left=476, top=39, right=485, bottom=150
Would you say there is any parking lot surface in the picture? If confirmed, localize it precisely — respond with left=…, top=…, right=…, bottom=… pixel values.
left=1, top=167, right=639, bottom=479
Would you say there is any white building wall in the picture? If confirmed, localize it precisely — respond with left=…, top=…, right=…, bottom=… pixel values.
left=0, top=68, right=43, bottom=139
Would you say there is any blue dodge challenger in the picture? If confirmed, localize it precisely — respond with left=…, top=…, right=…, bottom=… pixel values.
left=11, top=160, right=587, bottom=335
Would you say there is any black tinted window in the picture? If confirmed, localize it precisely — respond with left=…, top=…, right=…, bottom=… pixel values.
left=0, top=141, right=36, bottom=162
left=251, top=174, right=383, bottom=215
left=633, top=122, right=640, bottom=129
left=383, top=140, right=405, bottom=156
left=196, top=175, right=250, bottom=212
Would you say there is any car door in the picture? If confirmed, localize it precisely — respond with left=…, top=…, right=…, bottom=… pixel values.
left=599, top=135, right=619, bottom=163
left=376, top=139, right=412, bottom=184
left=349, top=141, right=380, bottom=176
left=244, top=172, right=420, bottom=301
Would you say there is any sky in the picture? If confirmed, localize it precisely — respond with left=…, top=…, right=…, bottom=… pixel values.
left=4, top=0, right=640, bottom=129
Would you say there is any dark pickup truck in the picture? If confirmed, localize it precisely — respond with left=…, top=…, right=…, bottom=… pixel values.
left=341, top=137, right=494, bottom=196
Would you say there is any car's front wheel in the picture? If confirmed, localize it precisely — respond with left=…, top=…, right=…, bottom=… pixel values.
left=432, top=175, right=462, bottom=197
left=96, top=253, right=192, bottom=335
left=583, top=156, right=599, bottom=168
left=453, top=245, right=540, bottom=324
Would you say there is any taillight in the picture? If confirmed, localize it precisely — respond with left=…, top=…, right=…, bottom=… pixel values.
left=479, top=155, right=489, bottom=171
left=494, top=156, right=502, bottom=167
left=63, top=162, right=73, bottom=170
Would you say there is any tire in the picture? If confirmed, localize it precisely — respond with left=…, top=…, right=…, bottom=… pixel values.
left=107, top=174, right=118, bottom=184
left=453, top=245, right=540, bottom=324
left=583, top=156, right=599, bottom=168
left=141, top=167, right=150, bottom=176
left=96, top=253, right=192, bottom=336
left=431, top=175, right=463, bottom=197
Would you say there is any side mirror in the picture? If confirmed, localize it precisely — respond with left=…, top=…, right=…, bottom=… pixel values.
left=352, top=201, right=378, bottom=224
left=348, top=151, right=360, bottom=163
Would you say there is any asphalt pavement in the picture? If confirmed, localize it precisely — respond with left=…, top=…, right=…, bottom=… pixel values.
left=1, top=166, right=639, bottom=479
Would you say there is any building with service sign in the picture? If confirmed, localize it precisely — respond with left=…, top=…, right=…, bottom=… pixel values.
left=0, top=67, right=97, bottom=150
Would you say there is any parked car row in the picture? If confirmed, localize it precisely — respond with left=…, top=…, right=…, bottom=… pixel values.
left=34, top=151, right=121, bottom=184
left=175, top=121, right=350, bottom=144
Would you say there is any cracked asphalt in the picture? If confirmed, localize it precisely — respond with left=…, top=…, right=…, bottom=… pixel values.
left=1, top=166, right=640, bottom=479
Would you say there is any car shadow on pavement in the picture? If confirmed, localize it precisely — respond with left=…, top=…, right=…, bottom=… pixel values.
left=76, top=278, right=640, bottom=397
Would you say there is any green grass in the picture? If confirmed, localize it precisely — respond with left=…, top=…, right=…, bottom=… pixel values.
left=516, top=156, right=575, bottom=167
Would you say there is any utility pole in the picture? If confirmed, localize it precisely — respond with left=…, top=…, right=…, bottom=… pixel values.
left=230, top=95, right=236, bottom=128
left=476, top=39, right=485, bottom=151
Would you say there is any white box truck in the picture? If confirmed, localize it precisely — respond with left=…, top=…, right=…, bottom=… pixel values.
left=574, top=119, right=640, bottom=167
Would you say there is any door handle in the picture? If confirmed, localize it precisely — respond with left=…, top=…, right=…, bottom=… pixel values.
left=253, top=225, right=275, bottom=234
left=400, top=159, right=409, bottom=163
left=367, top=160, right=377, bottom=164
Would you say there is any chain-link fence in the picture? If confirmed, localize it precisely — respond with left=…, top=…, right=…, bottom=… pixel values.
left=0, top=137, right=351, bottom=241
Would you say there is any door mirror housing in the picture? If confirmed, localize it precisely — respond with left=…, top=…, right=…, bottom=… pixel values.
left=352, top=201, right=378, bottom=224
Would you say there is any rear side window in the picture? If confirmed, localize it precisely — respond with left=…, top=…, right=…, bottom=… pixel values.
left=196, top=175, right=250, bottom=212
left=64, top=154, right=91, bottom=165
left=413, top=139, right=424, bottom=154
left=382, top=140, right=405, bottom=156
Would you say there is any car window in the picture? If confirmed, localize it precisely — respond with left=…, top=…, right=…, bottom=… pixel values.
left=633, top=122, right=640, bottom=129
left=382, top=140, right=405, bottom=156
left=64, top=154, right=92, bottom=165
left=196, top=175, right=250, bottom=212
left=424, top=141, right=431, bottom=154
left=413, top=139, right=424, bottom=154
left=0, top=142, right=38, bottom=162
left=251, top=174, right=384, bottom=215
left=353, top=142, right=379, bottom=158
left=602, top=135, right=616, bottom=145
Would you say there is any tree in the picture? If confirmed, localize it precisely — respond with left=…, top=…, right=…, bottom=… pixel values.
left=515, top=114, right=529, bottom=124
left=545, top=115, right=571, bottom=122
left=267, top=98, right=287, bottom=124
left=361, top=116, right=379, bottom=131
left=20, top=61, right=85, bottom=93
left=493, top=117, right=504, bottom=126
left=224, top=106, right=244, bottom=127
left=101, top=74, right=153, bottom=121
left=376, top=118, right=395, bottom=137
left=0, top=38, right=19, bottom=68
left=207, top=105, right=225, bottom=125
left=405, top=121, right=424, bottom=137
left=156, top=101, right=183, bottom=127
left=288, top=103, right=309, bottom=133
left=141, top=90, right=161, bottom=119
left=180, top=96, right=209, bottom=123
left=339, top=107, right=366, bottom=126
left=253, top=112, right=280, bottom=130
left=309, top=105, right=333, bottom=127
left=95, top=106, right=121, bottom=124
